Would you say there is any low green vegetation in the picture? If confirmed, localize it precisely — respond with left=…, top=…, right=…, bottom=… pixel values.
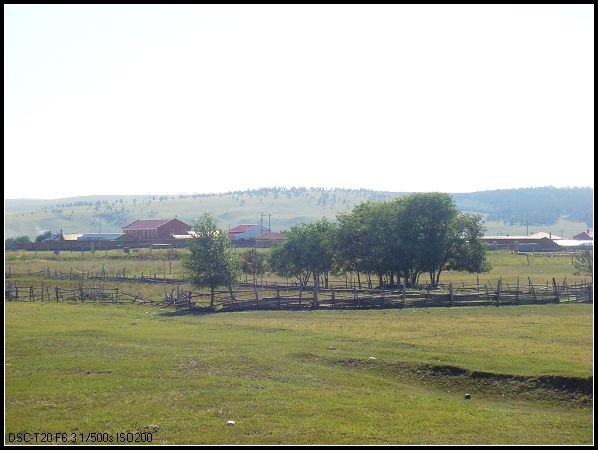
left=5, top=248, right=592, bottom=293
left=5, top=302, right=592, bottom=444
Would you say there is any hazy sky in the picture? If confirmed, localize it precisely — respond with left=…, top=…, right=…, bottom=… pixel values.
left=4, top=5, right=594, bottom=199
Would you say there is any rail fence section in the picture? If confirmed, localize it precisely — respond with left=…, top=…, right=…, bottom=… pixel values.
left=5, top=278, right=593, bottom=312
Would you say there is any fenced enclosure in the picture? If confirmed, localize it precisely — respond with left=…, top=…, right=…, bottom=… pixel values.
left=5, top=278, right=593, bottom=312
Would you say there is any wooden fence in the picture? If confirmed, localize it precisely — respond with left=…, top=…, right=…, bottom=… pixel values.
left=5, top=279, right=593, bottom=312
left=4, top=283, right=157, bottom=305
left=5, top=267, right=187, bottom=284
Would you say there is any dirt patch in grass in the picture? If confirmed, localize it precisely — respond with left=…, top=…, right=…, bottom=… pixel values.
left=292, top=353, right=592, bottom=407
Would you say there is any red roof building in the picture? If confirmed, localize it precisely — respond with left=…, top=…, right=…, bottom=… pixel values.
left=122, top=218, right=190, bottom=241
left=572, top=230, right=593, bottom=240
left=228, top=224, right=262, bottom=240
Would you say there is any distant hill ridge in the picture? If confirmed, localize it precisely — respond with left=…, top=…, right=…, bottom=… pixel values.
left=4, top=186, right=593, bottom=240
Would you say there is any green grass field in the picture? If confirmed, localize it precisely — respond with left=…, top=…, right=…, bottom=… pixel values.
left=5, top=302, right=593, bottom=445
left=5, top=248, right=592, bottom=289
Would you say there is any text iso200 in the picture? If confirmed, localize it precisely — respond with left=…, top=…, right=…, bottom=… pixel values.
left=117, top=432, right=153, bottom=443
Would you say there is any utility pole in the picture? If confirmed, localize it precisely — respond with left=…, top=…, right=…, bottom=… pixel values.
left=260, top=212, right=265, bottom=235
left=98, top=201, right=102, bottom=251
left=268, top=214, right=271, bottom=233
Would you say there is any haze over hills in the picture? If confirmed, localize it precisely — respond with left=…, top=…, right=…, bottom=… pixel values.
left=4, top=186, right=593, bottom=240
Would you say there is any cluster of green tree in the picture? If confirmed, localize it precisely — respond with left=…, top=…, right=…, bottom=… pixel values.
left=6, top=230, right=61, bottom=249
left=35, top=231, right=53, bottom=242
left=4, top=235, right=32, bottom=250
left=270, top=193, right=491, bottom=290
left=182, top=193, right=491, bottom=308
left=452, top=187, right=593, bottom=226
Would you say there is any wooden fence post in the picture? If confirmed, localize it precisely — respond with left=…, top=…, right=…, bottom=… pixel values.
left=30, top=286, right=34, bottom=302
left=276, top=286, right=281, bottom=309
left=495, top=278, right=501, bottom=307
left=449, top=283, right=454, bottom=307
left=55, top=287, right=59, bottom=301
left=331, top=288, right=336, bottom=308
left=552, top=278, right=560, bottom=303
left=515, top=277, right=520, bottom=304
left=528, top=277, right=538, bottom=303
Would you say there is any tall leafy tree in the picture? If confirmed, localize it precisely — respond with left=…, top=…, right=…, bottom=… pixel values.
left=270, top=218, right=336, bottom=293
left=573, top=250, right=593, bottom=278
left=394, top=193, right=490, bottom=286
left=182, top=213, right=241, bottom=308
left=442, top=213, right=491, bottom=284
left=269, top=242, right=308, bottom=286
left=241, top=248, right=267, bottom=285
left=394, top=193, right=457, bottom=287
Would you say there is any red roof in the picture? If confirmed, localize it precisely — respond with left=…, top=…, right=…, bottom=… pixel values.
left=572, top=231, right=593, bottom=240
left=123, top=219, right=176, bottom=230
left=229, top=224, right=258, bottom=234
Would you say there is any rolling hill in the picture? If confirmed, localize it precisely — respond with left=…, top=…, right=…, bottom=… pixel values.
left=4, top=186, right=593, bottom=240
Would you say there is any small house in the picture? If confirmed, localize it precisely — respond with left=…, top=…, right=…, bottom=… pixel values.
left=228, top=224, right=262, bottom=241
left=122, top=218, right=191, bottom=240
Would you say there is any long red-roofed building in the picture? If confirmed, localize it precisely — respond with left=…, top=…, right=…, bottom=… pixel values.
left=122, top=218, right=191, bottom=241
left=228, top=224, right=262, bottom=240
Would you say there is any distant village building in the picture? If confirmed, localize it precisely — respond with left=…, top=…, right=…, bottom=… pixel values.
left=555, top=240, right=593, bottom=250
left=572, top=229, right=593, bottom=240
left=122, top=218, right=190, bottom=240
left=481, top=230, right=595, bottom=252
left=255, top=232, right=288, bottom=247
left=77, top=233, right=124, bottom=241
left=228, top=224, right=263, bottom=241
left=63, top=234, right=84, bottom=241
left=525, top=232, right=562, bottom=240
left=41, top=232, right=64, bottom=242
left=481, top=231, right=562, bottom=252
left=556, top=229, right=593, bottom=250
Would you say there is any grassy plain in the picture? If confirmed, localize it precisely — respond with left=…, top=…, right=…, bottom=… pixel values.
left=5, top=248, right=592, bottom=289
left=4, top=302, right=593, bottom=445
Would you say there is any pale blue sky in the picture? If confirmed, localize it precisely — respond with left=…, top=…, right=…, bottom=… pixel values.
left=4, top=5, right=594, bottom=199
